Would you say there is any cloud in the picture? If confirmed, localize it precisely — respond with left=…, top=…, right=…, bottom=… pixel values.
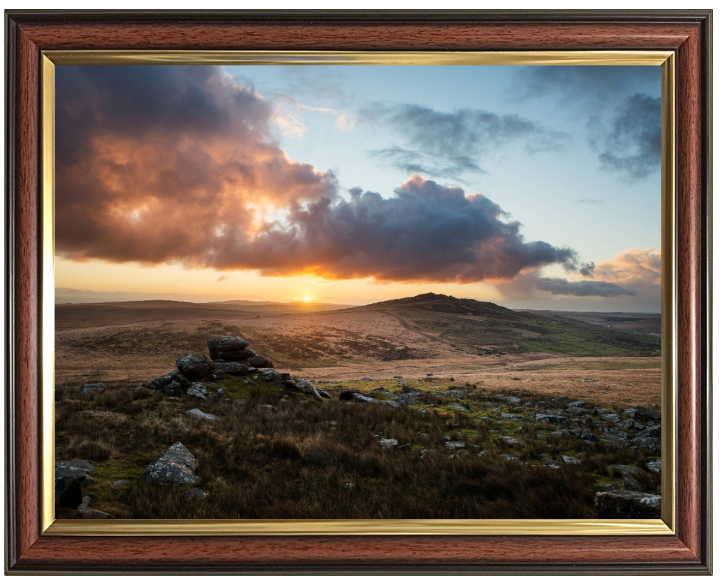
left=588, top=93, right=661, bottom=180
left=509, top=66, right=660, bottom=108
left=531, top=275, right=636, bottom=297
left=273, top=95, right=356, bottom=138
left=497, top=248, right=659, bottom=302
left=210, top=175, right=578, bottom=283
left=55, top=67, right=583, bottom=286
left=55, top=66, right=338, bottom=266
left=216, top=275, right=228, bottom=282
left=363, top=104, right=568, bottom=178
left=576, top=198, right=604, bottom=206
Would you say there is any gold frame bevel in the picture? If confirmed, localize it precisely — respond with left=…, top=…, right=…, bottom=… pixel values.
left=41, top=50, right=676, bottom=537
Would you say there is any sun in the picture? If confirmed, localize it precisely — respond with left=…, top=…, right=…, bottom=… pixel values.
left=301, top=296, right=315, bottom=302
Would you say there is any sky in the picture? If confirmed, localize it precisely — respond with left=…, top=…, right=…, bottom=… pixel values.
left=54, top=64, right=663, bottom=311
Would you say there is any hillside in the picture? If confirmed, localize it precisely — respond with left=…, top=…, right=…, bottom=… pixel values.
left=516, top=310, right=662, bottom=339
left=354, top=293, right=661, bottom=357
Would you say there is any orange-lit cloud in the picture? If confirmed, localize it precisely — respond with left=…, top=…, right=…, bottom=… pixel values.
left=56, top=66, right=611, bottom=289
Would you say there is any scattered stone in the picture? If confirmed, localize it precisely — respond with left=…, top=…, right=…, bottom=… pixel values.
left=344, top=482, right=355, bottom=489
left=55, top=476, right=82, bottom=512
left=634, top=406, right=661, bottom=421
left=399, top=444, right=412, bottom=451
left=151, top=372, right=176, bottom=390
left=58, top=459, right=97, bottom=474
left=77, top=495, right=92, bottom=511
left=163, top=381, right=182, bottom=396
left=339, top=391, right=375, bottom=403
left=577, top=429, right=598, bottom=442
left=176, top=354, right=211, bottom=379
left=185, top=408, right=220, bottom=422
left=647, top=460, right=662, bottom=474
left=619, top=418, right=638, bottom=430
left=187, top=382, right=208, bottom=400
left=379, top=438, right=398, bottom=448
left=81, top=383, right=106, bottom=394
left=561, top=455, right=581, bottom=465
left=256, top=404, right=277, bottom=411
left=209, top=386, right=226, bottom=400
left=568, top=400, right=586, bottom=408
left=595, top=482, right=622, bottom=492
left=609, top=464, right=644, bottom=478
left=624, top=473, right=643, bottom=492
left=636, top=425, right=661, bottom=439
left=595, top=490, right=661, bottom=519
left=445, top=441, right=465, bottom=450
left=448, top=404, right=471, bottom=413
left=317, top=389, right=332, bottom=399
left=185, top=488, right=207, bottom=498
left=501, top=454, right=518, bottom=461
left=498, top=436, right=526, bottom=448
left=292, top=379, right=324, bottom=402
left=143, top=442, right=199, bottom=486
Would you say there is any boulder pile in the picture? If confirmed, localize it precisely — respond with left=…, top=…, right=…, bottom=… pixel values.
left=147, top=336, right=275, bottom=398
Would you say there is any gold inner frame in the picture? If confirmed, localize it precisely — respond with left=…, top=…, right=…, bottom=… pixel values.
left=41, top=50, right=676, bottom=536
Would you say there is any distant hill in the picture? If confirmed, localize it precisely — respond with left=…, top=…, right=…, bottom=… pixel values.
left=517, top=309, right=662, bottom=339
left=353, top=293, right=661, bottom=357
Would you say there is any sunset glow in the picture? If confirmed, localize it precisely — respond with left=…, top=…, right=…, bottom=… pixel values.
left=55, top=64, right=662, bottom=311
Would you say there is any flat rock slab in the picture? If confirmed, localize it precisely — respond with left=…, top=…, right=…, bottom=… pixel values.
left=595, top=489, right=661, bottom=519
left=186, top=408, right=220, bottom=422
left=58, top=459, right=97, bottom=474
left=187, top=382, right=208, bottom=400
left=143, top=442, right=199, bottom=486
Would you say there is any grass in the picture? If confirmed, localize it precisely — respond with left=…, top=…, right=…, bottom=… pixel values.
left=55, top=378, right=659, bottom=520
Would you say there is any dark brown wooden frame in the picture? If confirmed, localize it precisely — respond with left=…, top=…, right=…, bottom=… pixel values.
left=5, top=10, right=712, bottom=574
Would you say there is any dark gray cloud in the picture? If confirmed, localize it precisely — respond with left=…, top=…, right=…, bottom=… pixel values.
left=364, top=104, right=568, bottom=178
left=209, top=175, right=578, bottom=283
left=588, top=93, right=661, bottom=180
left=579, top=262, right=596, bottom=278
left=509, top=66, right=660, bottom=107
left=532, top=276, right=636, bottom=297
left=502, top=270, right=635, bottom=298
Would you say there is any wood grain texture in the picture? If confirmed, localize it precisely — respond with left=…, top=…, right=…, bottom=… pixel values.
left=5, top=10, right=711, bottom=574
left=15, top=25, right=41, bottom=563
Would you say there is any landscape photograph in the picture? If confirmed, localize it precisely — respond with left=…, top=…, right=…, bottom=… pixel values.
left=53, top=63, right=663, bottom=521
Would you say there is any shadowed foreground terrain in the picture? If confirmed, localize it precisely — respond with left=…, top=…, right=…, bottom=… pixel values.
left=55, top=294, right=662, bottom=520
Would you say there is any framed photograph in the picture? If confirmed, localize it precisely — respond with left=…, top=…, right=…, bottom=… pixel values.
left=5, top=10, right=711, bottom=574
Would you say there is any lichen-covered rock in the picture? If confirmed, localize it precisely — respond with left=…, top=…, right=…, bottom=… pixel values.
left=209, top=386, right=226, bottom=400
left=647, top=460, right=662, bottom=474
left=247, top=355, right=273, bottom=368
left=207, top=336, right=249, bottom=359
left=162, top=381, right=182, bottom=396
left=81, top=383, right=106, bottom=394
left=213, top=348, right=256, bottom=361
left=185, top=408, right=220, bottom=422
left=634, top=405, right=661, bottom=421
left=595, top=489, right=661, bottom=519
left=176, top=354, right=211, bottom=379
left=339, top=391, right=375, bottom=403
left=379, top=438, right=398, bottom=448
left=210, top=361, right=249, bottom=375
left=151, top=371, right=176, bottom=390
left=317, top=389, right=332, bottom=399
left=143, top=442, right=199, bottom=486
left=55, top=476, right=82, bottom=512
left=187, top=382, right=208, bottom=400
left=58, top=459, right=97, bottom=474
left=291, top=379, right=324, bottom=402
